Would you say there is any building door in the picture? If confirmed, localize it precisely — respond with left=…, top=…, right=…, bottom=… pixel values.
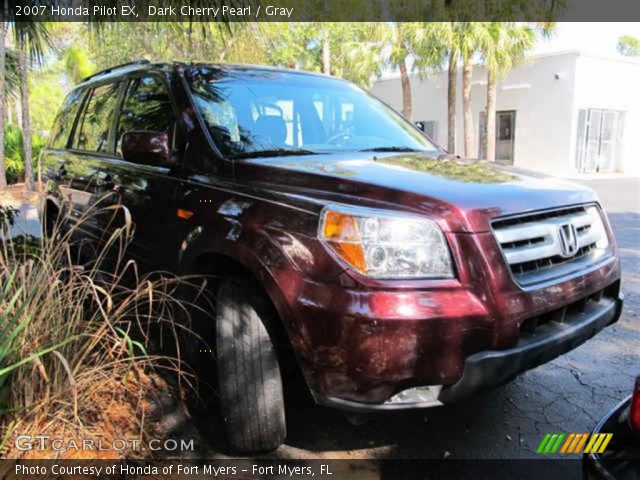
left=479, top=110, right=516, bottom=164
left=496, top=111, right=516, bottom=164
left=576, top=109, right=624, bottom=173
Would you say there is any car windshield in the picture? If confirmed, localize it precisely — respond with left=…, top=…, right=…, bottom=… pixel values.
left=186, top=67, right=440, bottom=158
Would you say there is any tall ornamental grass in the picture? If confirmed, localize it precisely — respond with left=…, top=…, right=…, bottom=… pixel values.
left=0, top=197, right=198, bottom=458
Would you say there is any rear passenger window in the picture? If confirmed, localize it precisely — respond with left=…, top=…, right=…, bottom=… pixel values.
left=49, top=88, right=86, bottom=149
left=116, top=75, right=174, bottom=155
left=74, top=82, right=121, bottom=153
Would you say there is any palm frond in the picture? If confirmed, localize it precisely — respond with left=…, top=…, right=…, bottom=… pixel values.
left=2, top=8, right=53, bottom=64
left=4, top=48, right=19, bottom=96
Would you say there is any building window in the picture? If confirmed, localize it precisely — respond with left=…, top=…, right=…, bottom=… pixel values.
left=416, top=120, right=437, bottom=140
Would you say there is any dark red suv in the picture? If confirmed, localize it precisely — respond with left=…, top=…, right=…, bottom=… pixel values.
left=41, top=61, right=623, bottom=452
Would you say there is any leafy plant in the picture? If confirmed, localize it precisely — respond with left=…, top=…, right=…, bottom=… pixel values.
left=617, top=34, right=640, bottom=56
left=3, top=124, right=46, bottom=184
left=0, top=197, right=195, bottom=458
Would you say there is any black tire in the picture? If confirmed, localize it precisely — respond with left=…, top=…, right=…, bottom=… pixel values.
left=216, top=277, right=286, bottom=452
left=43, top=204, right=63, bottom=241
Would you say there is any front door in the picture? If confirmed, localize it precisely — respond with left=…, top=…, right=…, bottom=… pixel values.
left=495, top=110, right=516, bottom=164
left=576, top=109, right=624, bottom=173
left=109, top=73, right=185, bottom=271
left=478, top=110, right=516, bottom=164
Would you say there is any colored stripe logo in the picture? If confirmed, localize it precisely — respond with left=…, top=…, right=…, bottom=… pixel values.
left=536, top=433, right=613, bottom=454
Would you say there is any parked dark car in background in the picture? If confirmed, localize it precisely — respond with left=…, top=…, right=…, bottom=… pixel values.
left=584, top=377, right=640, bottom=480
left=41, top=60, right=623, bottom=452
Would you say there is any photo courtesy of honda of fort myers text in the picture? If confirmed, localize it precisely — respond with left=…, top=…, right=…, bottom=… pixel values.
left=0, top=0, right=639, bottom=479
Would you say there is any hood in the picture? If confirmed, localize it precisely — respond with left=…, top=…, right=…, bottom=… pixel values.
left=240, top=152, right=598, bottom=232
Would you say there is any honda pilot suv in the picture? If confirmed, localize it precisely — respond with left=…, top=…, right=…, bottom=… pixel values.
left=41, top=61, right=623, bottom=452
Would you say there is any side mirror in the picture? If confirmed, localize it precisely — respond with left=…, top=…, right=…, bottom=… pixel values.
left=121, top=131, right=170, bottom=166
left=414, top=121, right=425, bottom=131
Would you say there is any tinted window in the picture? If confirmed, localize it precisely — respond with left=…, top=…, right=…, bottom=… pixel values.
left=49, top=88, right=86, bottom=149
left=74, top=82, right=121, bottom=153
left=116, top=75, right=174, bottom=154
left=186, top=68, right=438, bottom=158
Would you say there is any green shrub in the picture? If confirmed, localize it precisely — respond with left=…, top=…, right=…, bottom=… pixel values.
left=3, top=125, right=47, bottom=184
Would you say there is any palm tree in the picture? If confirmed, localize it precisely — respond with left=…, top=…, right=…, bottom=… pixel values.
left=446, top=46, right=458, bottom=153
left=17, top=46, right=34, bottom=190
left=16, top=22, right=53, bottom=192
left=412, top=23, right=450, bottom=124
left=386, top=23, right=448, bottom=121
left=385, top=23, right=416, bottom=119
left=437, top=22, right=459, bottom=154
left=481, top=23, right=535, bottom=162
left=436, top=22, right=489, bottom=157
left=0, top=7, right=51, bottom=190
left=0, top=21, right=8, bottom=190
left=454, top=22, right=491, bottom=159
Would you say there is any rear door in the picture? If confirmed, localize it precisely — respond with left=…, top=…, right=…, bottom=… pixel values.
left=41, top=87, right=88, bottom=222
left=65, top=81, right=125, bottom=240
left=42, top=82, right=124, bottom=242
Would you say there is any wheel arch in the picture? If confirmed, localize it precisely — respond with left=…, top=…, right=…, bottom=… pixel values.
left=180, top=247, right=303, bottom=357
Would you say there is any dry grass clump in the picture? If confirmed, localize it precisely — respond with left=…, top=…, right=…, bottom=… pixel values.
left=0, top=198, right=196, bottom=458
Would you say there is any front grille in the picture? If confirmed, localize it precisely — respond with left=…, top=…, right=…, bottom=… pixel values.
left=492, top=205, right=609, bottom=285
left=519, top=281, right=619, bottom=334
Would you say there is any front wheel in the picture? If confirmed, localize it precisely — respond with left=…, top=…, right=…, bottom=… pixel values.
left=216, top=277, right=286, bottom=452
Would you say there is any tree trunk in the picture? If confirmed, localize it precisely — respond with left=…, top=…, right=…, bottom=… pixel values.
left=462, top=59, right=474, bottom=158
left=447, top=49, right=457, bottom=154
left=18, top=47, right=34, bottom=191
left=485, top=69, right=497, bottom=162
left=322, top=35, right=330, bottom=75
left=0, top=22, right=7, bottom=190
left=399, top=58, right=412, bottom=120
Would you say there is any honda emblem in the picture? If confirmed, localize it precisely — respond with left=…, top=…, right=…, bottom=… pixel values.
left=558, top=223, right=578, bottom=258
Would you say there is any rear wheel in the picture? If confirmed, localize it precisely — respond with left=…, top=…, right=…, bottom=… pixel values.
left=216, top=277, right=286, bottom=452
left=43, top=203, right=63, bottom=241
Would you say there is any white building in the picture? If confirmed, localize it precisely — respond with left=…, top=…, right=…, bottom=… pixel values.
left=371, top=51, right=640, bottom=176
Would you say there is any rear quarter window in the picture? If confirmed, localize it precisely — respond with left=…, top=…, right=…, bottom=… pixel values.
left=74, top=82, right=122, bottom=153
left=48, top=88, right=86, bottom=150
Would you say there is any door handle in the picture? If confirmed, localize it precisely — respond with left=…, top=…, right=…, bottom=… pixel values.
left=96, top=174, right=121, bottom=192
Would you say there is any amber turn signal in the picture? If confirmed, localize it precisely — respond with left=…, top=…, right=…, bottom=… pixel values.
left=321, top=210, right=367, bottom=273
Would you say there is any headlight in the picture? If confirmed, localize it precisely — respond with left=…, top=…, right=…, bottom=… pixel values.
left=318, top=205, right=453, bottom=279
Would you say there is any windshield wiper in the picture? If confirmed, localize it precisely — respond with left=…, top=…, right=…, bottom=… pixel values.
left=229, top=148, right=320, bottom=159
left=359, top=146, right=421, bottom=152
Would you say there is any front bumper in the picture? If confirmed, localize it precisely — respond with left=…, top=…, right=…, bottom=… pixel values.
left=439, top=293, right=623, bottom=403
left=281, top=231, right=622, bottom=410
left=313, top=291, right=623, bottom=411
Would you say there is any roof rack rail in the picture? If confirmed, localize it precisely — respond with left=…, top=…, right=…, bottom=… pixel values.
left=81, top=59, right=151, bottom=82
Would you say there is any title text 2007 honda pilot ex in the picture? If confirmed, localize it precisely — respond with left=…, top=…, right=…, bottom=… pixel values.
left=41, top=61, right=623, bottom=452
